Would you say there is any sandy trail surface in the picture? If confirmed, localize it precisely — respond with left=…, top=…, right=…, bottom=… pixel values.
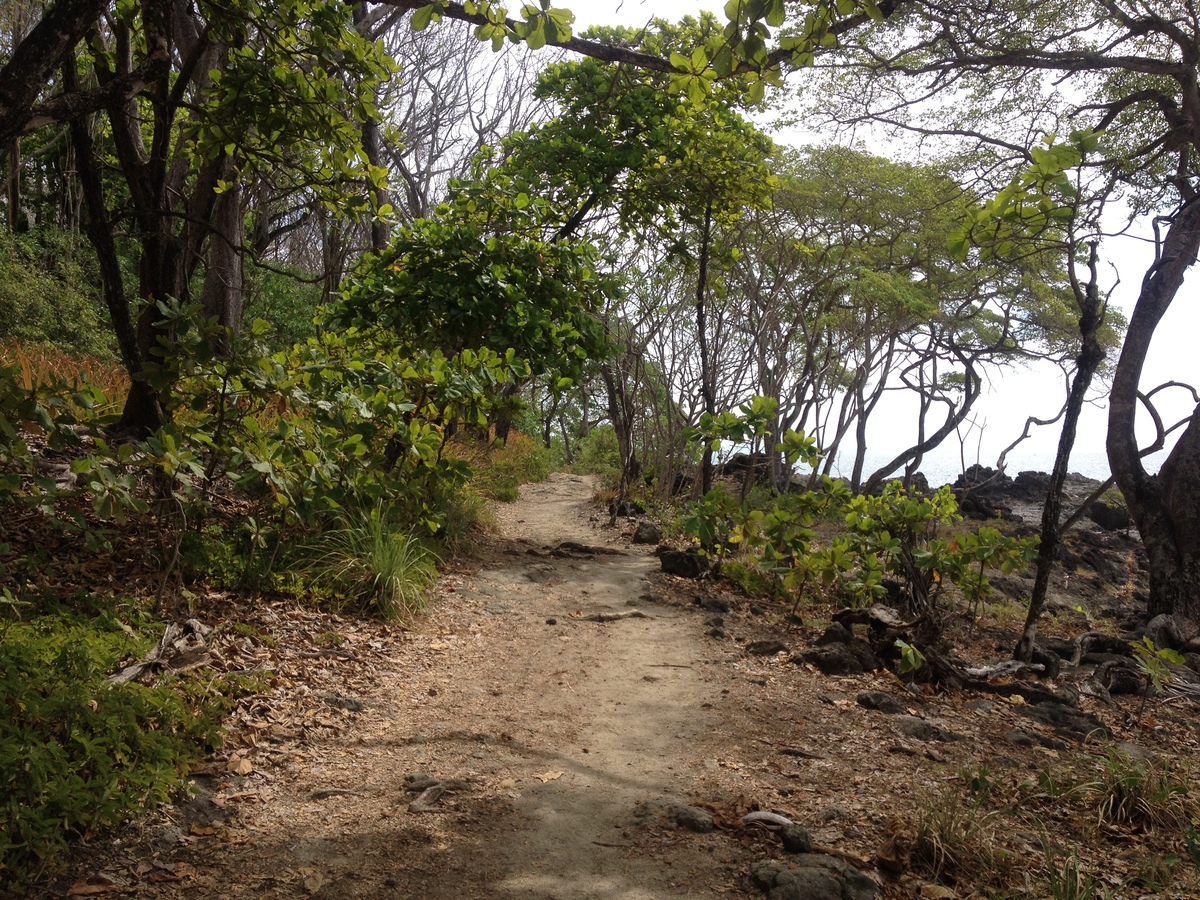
left=59, top=473, right=750, bottom=899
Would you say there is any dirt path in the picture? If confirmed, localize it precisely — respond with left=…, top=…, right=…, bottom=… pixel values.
left=59, top=474, right=751, bottom=899
left=426, top=472, right=743, bottom=899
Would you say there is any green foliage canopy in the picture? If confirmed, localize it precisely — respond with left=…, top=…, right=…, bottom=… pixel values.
left=332, top=217, right=613, bottom=387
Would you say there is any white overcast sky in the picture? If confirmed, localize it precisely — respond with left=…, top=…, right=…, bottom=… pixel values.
left=562, top=0, right=1198, bottom=478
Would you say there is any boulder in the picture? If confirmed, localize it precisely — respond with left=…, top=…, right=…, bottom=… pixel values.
left=795, top=640, right=881, bottom=676
left=750, top=857, right=878, bottom=900
left=747, top=640, right=790, bottom=656
left=1015, top=700, right=1108, bottom=742
left=816, top=622, right=854, bottom=646
left=658, top=547, right=709, bottom=578
left=780, top=824, right=814, bottom=854
left=857, top=691, right=905, bottom=714
left=669, top=804, right=714, bottom=833
left=1087, top=499, right=1132, bottom=531
left=632, top=522, right=662, bottom=544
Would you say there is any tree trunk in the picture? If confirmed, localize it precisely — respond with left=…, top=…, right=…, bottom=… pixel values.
left=199, top=172, right=245, bottom=348
left=600, top=361, right=636, bottom=524
left=1107, top=196, right=1200, bottom=621
left=492, top=381, right=520, bottom=444
left=695, top=197, right=715, bottom=494
left=0, top=0, right=109, bottom=147
left=5, top=138, right=19, bottom=232
left=1015, top=242, right=1106, bottom=661
left=67, top=57, right=165, bottom=433
left=353, top=2, right=390, bottom=252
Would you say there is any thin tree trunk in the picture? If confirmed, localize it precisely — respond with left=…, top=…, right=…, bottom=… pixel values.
left=696, top=197, right=715, bottom=494
left=600, top=361, right=636, bottom=524
left=199, top=168, right=244, bottom=349
left=67, top=57, right=164, bottom=431
left=353, top=3, right=390, bottom=253
left=6, top=138, right=18, bottom=232
left=1016, top=242, right=1106, bottom=661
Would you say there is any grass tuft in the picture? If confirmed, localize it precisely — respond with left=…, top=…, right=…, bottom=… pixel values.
left=309, top=511, right=438, bottom=622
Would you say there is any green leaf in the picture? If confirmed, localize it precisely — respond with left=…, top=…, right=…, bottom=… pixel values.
left=411, top=4, right=435, bottom=31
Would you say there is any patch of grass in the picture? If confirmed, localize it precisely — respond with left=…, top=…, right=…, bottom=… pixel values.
left=1040, top=835, right=1108, bottom=900
left=569, top=425, right=621, bottom=482
left=978, top=598, right=1026, bottom=629
left=433, top=487, right=495, bottom=557
left=1089, top=745, right=1194, bottom=832
left=912, top=778, right=1006, bottom=885
left=309, top=510, right=439, bottom=622
left=0, top=339, right=127, bottom=416
left=721, top=558, right=777, bottom=598
left=459, top=431, right=554, bottom=502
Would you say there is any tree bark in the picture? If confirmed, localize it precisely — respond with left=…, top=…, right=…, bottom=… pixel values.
left=5, top=138, right=18, bottom=232
left=0, top=0, right=108, bottom=146
left=199, top=170, right=245, bottom=347
left=696, top=197, right=715, bottom=494
left=600, top=360, right=637, bottom=524
left=67, top=56, right=166, bottom=432
left=353, top=2, right=390, bottom=252
left=1015, top=242, right=1106, bottom=661
left=1107, top=196, right=1200, bottom=621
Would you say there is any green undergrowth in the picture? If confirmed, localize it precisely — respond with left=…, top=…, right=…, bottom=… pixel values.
left=0, top=598, right=247, bottom=890
left=468, top=431, right=554, bottom=502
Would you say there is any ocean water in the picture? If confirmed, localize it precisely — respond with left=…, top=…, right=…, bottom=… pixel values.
left=825, top=446, right=1173, bottom=488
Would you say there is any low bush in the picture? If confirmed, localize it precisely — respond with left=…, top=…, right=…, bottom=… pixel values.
left=0, top=609, right=230, bottom=890
left=468, top=430, right=554, bottom=502
left=0, top=230, right=111, bottom=358
left=570, top=425, right=621, bottom=482
left=431, top=486, right=496, bottom=556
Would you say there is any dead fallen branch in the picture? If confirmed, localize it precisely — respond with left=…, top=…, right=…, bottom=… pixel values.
left=107, top=619, right=212, bottom=684
left=574, top=609, right=650, bottom=623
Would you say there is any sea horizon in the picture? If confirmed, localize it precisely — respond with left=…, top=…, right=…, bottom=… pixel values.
left=824, top=446, right=1173, bottom=488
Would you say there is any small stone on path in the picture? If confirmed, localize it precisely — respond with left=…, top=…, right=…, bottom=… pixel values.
left=856, top=691, right=905, bottom=714
left=669, top=804, right=715, bottom=833
left=747, top=640, right=790, bottom=656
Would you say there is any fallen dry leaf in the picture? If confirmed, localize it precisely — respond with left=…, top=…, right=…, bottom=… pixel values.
left=304, top=872, right=325, bottom=894
left=534, top=771, right=564, bottom=783
left=226, top=756, right=254, bottom=775
left=67, top=875, right=125, bottom=895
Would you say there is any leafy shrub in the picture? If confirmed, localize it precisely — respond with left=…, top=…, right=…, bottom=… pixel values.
left=720, top=557, right=776, bottom=597
left=469, top=430, right=553, bottom=502
left=429, top=486, right=495, bottom=556
left=242, top=263, right=322, bottom=350
left=177, top=522, right=276, bottom=590
left=0, top=230, right=111, bottom=358
left=676, top=403, right=1039, bottom=616
left=571, top=425, right=621, bottom=481
left=1, top=302, right=517, bottom=565
left=0, top=612, right=229, bottom=889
